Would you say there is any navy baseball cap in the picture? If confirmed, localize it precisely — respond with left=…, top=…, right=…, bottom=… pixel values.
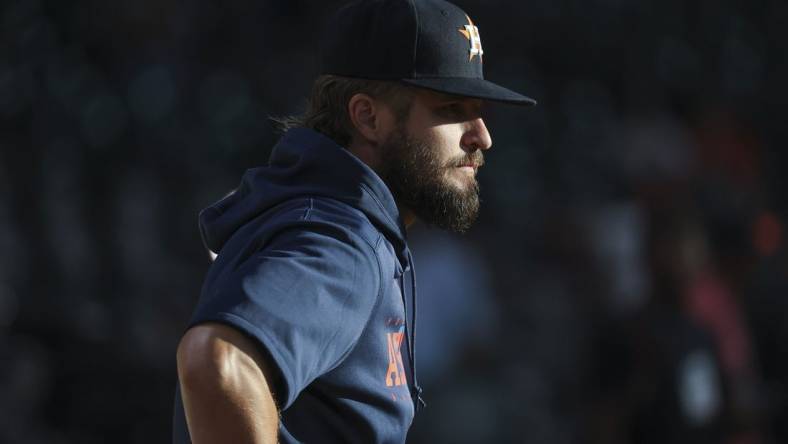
left=321, top=0, right=537, bottom=106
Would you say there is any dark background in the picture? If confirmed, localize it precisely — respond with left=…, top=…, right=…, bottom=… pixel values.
left=1, top=0, right=787, bottom=443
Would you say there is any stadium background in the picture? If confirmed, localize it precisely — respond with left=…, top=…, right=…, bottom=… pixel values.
left=1, top=0, right=787, bottom=442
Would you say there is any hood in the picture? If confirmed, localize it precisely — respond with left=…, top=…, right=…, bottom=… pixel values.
left=198, top=127, right=410, bottom=266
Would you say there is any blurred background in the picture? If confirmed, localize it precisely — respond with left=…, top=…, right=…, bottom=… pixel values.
left=1, top=0, right=787, bottom=442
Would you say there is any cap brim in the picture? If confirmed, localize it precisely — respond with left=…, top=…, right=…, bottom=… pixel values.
left=401, top=77, right=537, bottom=106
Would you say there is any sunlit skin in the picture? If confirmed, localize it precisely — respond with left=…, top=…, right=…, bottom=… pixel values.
left=404, top=89, right=492, bottom=190
left=347, top=88, right=493, bottom=228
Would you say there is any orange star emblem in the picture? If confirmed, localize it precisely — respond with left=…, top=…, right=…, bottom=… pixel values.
left=458, top=15, right=484, bottom=62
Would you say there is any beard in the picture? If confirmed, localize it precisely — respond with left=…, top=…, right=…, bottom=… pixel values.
left=377, top=125, right=483, bottom=233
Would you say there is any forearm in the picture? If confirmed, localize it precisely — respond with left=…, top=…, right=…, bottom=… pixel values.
left=177, top=324, right=279, bottom=444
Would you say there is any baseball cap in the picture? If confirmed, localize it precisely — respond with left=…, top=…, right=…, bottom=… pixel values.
left=320, top=0, right=537, bottom=106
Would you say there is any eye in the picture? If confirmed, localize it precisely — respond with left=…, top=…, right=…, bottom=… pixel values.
left=437, top=103, right=465, bottom=120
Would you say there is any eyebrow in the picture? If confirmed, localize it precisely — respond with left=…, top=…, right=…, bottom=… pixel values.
left=434, top=93, right=469, bottom=103
left=431, top=95, right=483, bottom=108
left=419, top=91, right=484, bottom=116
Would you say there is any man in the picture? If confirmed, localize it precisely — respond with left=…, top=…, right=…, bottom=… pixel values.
left=173, top=0, right=535, bottom=443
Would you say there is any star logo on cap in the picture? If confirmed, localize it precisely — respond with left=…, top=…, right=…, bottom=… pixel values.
left=458, top=15, right=483, bottom=62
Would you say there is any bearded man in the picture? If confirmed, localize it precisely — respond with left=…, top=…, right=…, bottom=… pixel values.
left=173, top=0, right=535, bottom=443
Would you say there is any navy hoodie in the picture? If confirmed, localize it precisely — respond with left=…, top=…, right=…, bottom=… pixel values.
left=173, top=128, right=423, bottom=444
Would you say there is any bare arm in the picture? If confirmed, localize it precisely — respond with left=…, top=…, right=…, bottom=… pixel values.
left=177, top=322, right=280, bottom=444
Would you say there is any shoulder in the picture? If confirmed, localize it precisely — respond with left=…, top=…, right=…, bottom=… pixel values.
left=249, top=197, right=384, bottom=255
left=294, top=197, right=383, bottom=249
left=211, top=197, right=387, bottom=289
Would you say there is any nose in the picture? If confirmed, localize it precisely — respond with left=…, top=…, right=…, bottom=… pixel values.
left=461, top=117, right=493, bottom=152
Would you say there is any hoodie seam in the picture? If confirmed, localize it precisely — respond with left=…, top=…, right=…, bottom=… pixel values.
left=317, top=233, right=386, bottom=375
left=302, top=198, right=314, bottom=220
left=296, top=199, right=385, bottom=374
left=347, top=235, right=386, bottom=358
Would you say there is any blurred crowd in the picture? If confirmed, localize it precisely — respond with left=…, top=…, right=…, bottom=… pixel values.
left=1, top=0, right=787, bottom=443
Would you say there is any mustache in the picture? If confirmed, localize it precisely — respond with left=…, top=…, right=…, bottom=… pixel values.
left=447, top=150, right=485, bottom=168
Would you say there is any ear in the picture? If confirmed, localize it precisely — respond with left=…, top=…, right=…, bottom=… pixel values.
left=348, top=93, right=393, bottom=146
